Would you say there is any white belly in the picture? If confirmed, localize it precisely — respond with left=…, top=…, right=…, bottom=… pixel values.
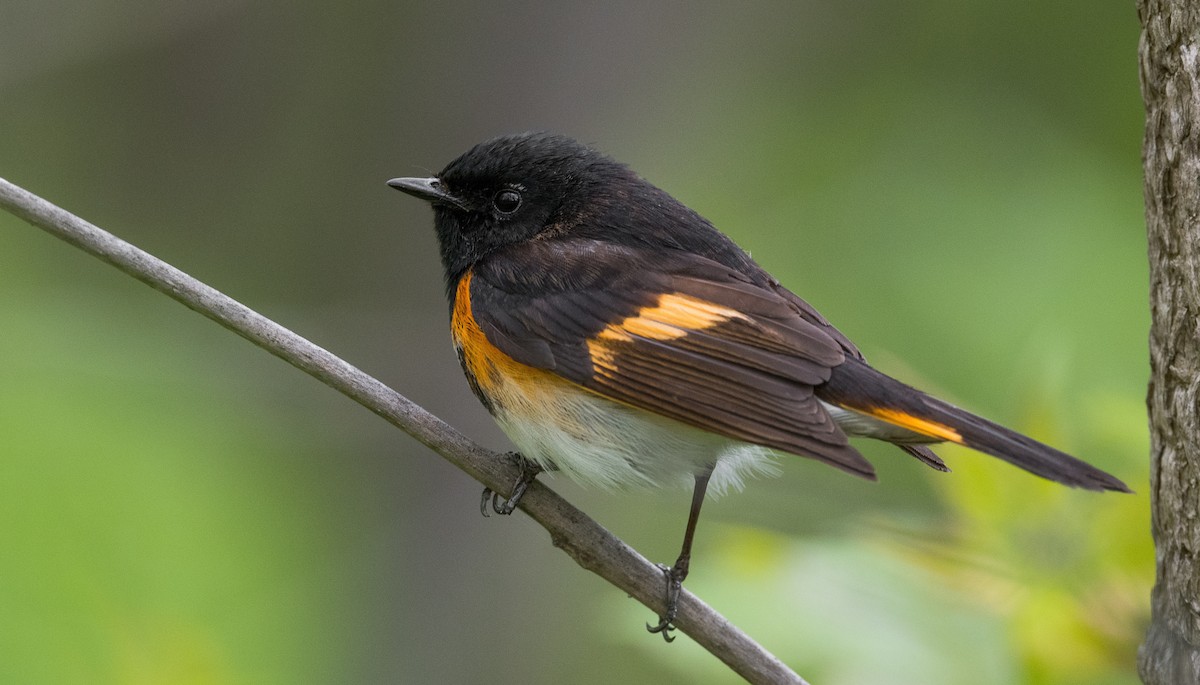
left=495, top=382, right=779, bottom=496
left=489, top=367, right=924, bottom=497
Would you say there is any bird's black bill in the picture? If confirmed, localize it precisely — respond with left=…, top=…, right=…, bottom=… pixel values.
left=387, top=176, right=466, bottom=209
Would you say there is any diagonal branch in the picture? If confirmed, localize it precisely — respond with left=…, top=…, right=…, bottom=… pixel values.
left=0, top=177, right=807, bottom=685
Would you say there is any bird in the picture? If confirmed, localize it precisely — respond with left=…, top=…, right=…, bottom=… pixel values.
left=388, top=132, right=1129, bottom=640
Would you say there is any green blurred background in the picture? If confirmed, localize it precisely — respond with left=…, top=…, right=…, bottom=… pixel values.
left=0, top=3, right=1148, bottom=683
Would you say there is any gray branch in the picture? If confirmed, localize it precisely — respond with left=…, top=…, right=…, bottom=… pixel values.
left=0, top=177, right=806, bottom=685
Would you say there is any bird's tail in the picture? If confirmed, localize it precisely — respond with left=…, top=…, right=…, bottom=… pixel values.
left=816, top=358, right=1130, bottom=493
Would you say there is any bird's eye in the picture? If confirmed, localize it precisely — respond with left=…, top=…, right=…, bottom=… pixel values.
left=492, top=189, right=522, bottom=214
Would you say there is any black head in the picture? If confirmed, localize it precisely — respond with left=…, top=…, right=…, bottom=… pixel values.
left=389, top=132, right=632, bottom=283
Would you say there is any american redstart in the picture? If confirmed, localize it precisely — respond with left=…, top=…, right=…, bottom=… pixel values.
left=388, top=132, right=1129, bottom=639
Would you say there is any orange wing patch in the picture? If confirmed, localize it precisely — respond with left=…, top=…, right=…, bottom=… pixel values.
left=862, top=407, right=963, bottom=443
left=589, top=292, right=747, bottom=374
left=593, top=292, right=748, bottom=349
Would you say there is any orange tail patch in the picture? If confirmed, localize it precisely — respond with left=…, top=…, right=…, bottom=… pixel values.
left=863, top=407, right=963, bottom=443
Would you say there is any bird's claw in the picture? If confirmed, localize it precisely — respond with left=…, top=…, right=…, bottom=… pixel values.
left=480, top=452, right=541, bottom=517
left=645, top=562, right=685, bottom=642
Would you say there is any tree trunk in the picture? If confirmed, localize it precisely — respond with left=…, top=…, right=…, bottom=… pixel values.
left=1139, top=2, right=1200, bottom=683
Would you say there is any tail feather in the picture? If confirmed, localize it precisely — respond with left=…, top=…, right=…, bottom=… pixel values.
left=817, top=358, right=1130, bottom=493
left=899, top=444, right=950, bottom=472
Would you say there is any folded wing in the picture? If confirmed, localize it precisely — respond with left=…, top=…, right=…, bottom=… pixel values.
left=468, top=239, right=877, bottom=478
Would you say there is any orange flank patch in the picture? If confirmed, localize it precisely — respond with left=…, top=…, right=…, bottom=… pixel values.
left=452, top=272, right=556, bottom=398
left=450, top=272, right=610, bottom=443
left=596, top=292, right=747, bottom=345
left=866, top=407, right=963, bottom=443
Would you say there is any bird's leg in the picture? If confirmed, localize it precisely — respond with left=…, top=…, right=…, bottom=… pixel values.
left=647, top=467, right=713, bottom=642
left=480, top=452, right=544, bottom=517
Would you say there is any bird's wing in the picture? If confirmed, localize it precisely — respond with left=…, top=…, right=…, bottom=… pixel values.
left=464, top=239, right=876, bottom=478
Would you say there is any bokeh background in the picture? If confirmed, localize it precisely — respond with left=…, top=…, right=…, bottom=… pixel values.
left=0, top=3, right=1148, bottom=684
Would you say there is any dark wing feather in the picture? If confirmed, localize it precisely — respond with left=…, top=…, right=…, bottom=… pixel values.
left=769, top=281, right=866, bottom=360
left=469, top=239, right=876, bottom=478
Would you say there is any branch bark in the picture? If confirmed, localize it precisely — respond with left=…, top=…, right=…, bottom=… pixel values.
left=0, top=178, right=806, bottom=685
left=1138, top=2, right=1200, bottom=683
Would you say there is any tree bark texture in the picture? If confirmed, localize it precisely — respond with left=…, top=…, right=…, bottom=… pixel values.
left=1139, top=2, right=1200, bottom=683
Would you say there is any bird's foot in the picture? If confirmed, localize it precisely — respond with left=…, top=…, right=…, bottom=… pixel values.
left=480, top=452, right=542, bottom=517
left=646, top=560, right=689, bottom=643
